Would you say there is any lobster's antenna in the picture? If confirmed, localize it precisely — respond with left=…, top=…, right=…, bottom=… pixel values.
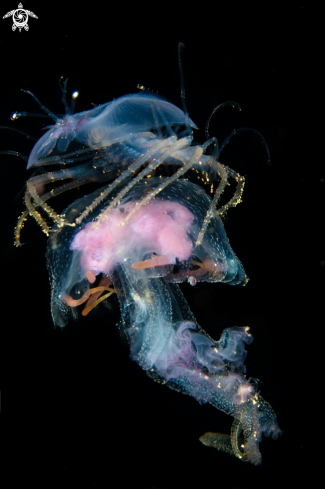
left=19, top=89, right=59, bottom=122
left=178, top=43, right=192, bottom=136
left=0, top=126, right=37, bottom=141
left=59, top=77, right=70, bottom=114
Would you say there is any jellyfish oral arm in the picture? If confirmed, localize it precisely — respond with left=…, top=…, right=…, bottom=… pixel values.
left=52, top=181, right=280, bottom=464
left=116, top=260, right=280, bottom=465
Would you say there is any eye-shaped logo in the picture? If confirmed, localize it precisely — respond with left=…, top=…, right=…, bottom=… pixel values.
left=3, top=3, right=38, bottom=32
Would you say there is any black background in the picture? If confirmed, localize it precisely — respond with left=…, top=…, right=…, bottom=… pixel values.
left=0, top=2, right=322, bottom=488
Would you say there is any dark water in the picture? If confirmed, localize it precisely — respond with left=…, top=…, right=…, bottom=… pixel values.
left=0, top=4, right=321, bottom=487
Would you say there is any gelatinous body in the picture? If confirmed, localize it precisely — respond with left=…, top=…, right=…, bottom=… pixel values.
left=46, top=177, right=280, bottom=464
left=10, top=84, right=280, bottom=464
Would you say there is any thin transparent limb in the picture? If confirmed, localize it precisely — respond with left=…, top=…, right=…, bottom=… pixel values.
left=40, top=177, right=90, bottom=203
left=94, top=136, right=193, bottom=226
left=14, top=209, right=28, bottom=247
left=11, top=111, right=53, bottom=121
left=178, top=42, right=193, bottom=137
left=16, top=152, right=130, bottom=243
left=117, top=143, right=203, bottom=227
left=218, top=167, right=245, bottom=217
left=0, top=150, right=27, bottom=162
left=20, top=89, right=59, bottom=122
left=196, top=160, right=228, bottom=245
left=76, top=136, right=178, bottom=225
left=24, top=160, right=115, bottom=231
left=17, top=166, right=106, bottom=244
left=0, top=126, right=37, bottom=141
left=194, top=137, right=228, bottom=245
left=59, top=77, right=70, bottom=115
left=26, top=179, right=67, bottom=229
left=15, top=176, right=94, bottom=245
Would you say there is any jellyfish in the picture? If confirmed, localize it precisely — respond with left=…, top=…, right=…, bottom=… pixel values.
left=3, top=71, right=280, bottom=464
left=46, top=175, right=280, bottom=465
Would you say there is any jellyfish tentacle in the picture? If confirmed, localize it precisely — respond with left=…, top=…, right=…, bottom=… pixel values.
left=23, top=189, right=51, bottom=236
left=23, top=158, right=120, bottom=236
left=14, top=209, right=29, bottom=247
left=196, top=162, right=245, bottom=246
left=219, top=127, right=271, bottom=165
left=15, top=178, right=92, bottom=245
left=205, top=100, right=242, bottom=144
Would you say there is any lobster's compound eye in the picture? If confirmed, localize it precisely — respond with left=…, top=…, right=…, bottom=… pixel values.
left=72, top=91, right=79, bottom=100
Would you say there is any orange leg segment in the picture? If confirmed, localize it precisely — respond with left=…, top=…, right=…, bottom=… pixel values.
left=132, top=254, right=171, bottom=270
left=63, top=272, right=116, bottom=316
